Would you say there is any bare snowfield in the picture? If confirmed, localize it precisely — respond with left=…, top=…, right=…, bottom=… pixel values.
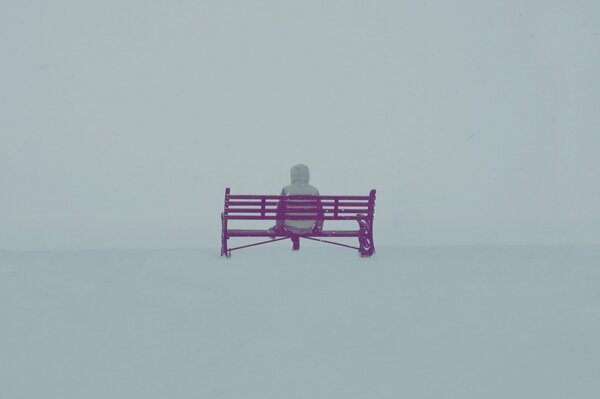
left=1, top=245, right=599, bottom=398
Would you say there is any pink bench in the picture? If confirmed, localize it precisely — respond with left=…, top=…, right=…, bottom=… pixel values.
left=220, top=188, right=376, bottom=257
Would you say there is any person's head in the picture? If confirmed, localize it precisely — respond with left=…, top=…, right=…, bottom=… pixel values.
left=290, top=164, right=310, bottom=184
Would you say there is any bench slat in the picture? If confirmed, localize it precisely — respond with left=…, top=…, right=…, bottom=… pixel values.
left=227, top=194, right=370, bottom=200
left=226, top=201, right=371, bottom=209
left=226, top=201, right=280, bottom=206
left=227, top=229, right=361, bottom=237
left=227, top=195, right=287, bottom=200
left=225, top=208, right=370, bottom=214
left=224, top=215, right=370, bottom=220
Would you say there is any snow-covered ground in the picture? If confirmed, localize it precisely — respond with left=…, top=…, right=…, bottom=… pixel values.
left=1, top=245, right=599, bottom=398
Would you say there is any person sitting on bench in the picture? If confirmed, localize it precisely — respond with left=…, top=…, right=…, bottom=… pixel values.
left=269, top=164, right=323, bottom=241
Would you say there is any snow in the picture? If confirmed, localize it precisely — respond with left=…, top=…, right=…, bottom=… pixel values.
left=1, top=245, right=599, bottom=398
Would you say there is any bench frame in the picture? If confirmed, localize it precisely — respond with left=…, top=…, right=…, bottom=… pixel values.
left=220, top=188, right=376, bottom=257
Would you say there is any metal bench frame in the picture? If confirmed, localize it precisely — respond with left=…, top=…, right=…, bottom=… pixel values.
left=220, top=188, right=376, bottom=257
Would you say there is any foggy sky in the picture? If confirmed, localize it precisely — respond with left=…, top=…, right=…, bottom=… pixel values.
left=1, top=1, right=599, bottom=250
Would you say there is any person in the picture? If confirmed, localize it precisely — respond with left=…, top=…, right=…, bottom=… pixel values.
left=269, top=164, right=323, bottom=243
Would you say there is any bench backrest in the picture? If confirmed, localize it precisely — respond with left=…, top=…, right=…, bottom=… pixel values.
left=223, top=188, right=376, bottom=221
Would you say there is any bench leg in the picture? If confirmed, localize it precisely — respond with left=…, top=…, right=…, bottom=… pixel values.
left=357, top=219, right=375, bottom=257
left=291, top=235, right=300, bottom=251
left=221, top=235, right=230, bottom=258
left=221, top=213, right=230, bottom=257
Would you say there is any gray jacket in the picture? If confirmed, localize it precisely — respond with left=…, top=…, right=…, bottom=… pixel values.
left=276, top=164, right=323, bottom=234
